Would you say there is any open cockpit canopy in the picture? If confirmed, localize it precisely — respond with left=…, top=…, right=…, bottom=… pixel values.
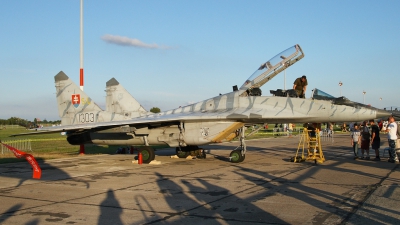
left=239, top=44, right=304, bottom=96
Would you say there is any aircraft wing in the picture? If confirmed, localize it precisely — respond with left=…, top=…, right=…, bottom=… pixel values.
left=12, top=109, right=324, bottom=137
left=10, top=130, right=72, bottom=137
left=13, top=110, right=242, bottom=136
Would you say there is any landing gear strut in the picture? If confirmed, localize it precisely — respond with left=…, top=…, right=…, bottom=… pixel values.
left=230, top=126, right=246, bottom=163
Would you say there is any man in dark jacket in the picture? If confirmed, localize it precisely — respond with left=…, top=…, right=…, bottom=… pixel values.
left=293, top=75, right=308, bottom=98
left=369, top=119, right=381, bottom=161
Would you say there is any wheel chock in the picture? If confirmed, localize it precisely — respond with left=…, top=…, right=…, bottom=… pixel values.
left=132, top=160, right=161, bottom=164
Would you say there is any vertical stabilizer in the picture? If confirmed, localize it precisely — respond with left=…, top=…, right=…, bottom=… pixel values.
left=106, top=78, right=148, bottom=118
left=54, top=71, right=127, bottom=125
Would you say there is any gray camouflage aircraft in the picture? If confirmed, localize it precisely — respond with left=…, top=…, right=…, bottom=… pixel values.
left=15, top=44, right=390, bottom=163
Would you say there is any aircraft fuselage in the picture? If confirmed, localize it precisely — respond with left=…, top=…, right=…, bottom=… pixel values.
left=66, top=91, right=382, bottom=147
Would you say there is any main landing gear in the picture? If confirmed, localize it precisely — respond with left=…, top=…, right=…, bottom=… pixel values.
left=176, top=145, right=206, bottom=159
left=138, top=146, right=155, bottom=164
left=229, top=126, right=246, bottom=163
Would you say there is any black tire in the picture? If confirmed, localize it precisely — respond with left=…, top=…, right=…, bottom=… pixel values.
left=176, top=147, right=190, bottom=158
left=230, top=150, right=245, bottom=163
left=139, top=147, right=155, bottom=163
left=241, top=154, right=245, bottom=162
left=195, top=148, right=206, bottom=159
left=200, top=149, right=206, bottom=159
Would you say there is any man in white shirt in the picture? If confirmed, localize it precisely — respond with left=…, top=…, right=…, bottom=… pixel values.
left=385, top=116, right=398, bottom=163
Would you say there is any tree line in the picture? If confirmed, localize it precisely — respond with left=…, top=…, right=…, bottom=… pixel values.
left=0, top=117, right=61, bottom=127
left=1, top=107, right=161, bottom=128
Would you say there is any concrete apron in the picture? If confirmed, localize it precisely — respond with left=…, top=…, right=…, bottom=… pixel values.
left=0, top=134, right=399, bottom=224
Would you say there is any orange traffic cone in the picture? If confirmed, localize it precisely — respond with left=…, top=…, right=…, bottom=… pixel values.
left=138, top=152, right=143, bottom=165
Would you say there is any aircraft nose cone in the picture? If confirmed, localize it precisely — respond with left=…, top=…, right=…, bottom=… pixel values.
left=376, top=109, right=391, bottom=119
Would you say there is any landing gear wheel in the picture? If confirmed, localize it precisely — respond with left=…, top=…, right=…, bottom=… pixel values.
left=200, top=149, right=206, bottom=159
left=230, top=150, right=245, bottom=163
left=193, top=148, right=206, bottom=159
left=139, top=146, right=155, bottom=163
left=176, top=147, right=190, bottom=158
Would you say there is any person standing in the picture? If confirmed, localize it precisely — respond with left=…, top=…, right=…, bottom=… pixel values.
left=378, top=120, right=383, bottom=131
left=349, top=122, right=355, bottom=132
left=384, top=116, right=398, bottom=163
left=351, top=124, right=361, bottom=159
left=360, top=121, right=371, bottom=160
left=288, top=123, right=293, bottom=137
left=307, top=123, right=316, bottom=138
left=293, top=75, right=308, bottom=98
left=369, top=119, right=381, bottom=161
left=342, top=123, right=347, bottom=132
left=328, top=123, right=333, bottom=137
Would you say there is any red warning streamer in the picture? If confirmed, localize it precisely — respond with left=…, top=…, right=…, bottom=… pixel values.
left=1, top=142, right=42, bottom=179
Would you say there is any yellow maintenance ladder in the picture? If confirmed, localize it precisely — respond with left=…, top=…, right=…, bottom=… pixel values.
left=292, top=128, right=325, bottom=164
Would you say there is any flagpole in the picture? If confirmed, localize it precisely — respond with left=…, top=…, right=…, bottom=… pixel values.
left=79, top=0, right=85, bottom=155
left=80, top=0, right=84, bottom=91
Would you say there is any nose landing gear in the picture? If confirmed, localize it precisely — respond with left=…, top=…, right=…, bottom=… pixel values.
left=229, top=126, right=246, bottom=163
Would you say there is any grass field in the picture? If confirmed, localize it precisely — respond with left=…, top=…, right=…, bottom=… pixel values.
left=0, top=127, right=131, bottom=164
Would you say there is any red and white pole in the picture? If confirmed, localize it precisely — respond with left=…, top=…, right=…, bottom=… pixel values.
left=80, top=0, right=84, bottom=91
left=79, top=0, right=85, bottom=155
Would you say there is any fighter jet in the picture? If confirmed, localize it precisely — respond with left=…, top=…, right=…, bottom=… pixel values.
left=14, top=44, right=390, bottom=163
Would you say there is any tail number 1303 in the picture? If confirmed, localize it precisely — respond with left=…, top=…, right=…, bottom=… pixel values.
left=79, top=113, right=95, bottom=123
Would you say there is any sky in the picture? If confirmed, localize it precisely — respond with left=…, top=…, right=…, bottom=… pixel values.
left=1, top=0, right=400, bottom=121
